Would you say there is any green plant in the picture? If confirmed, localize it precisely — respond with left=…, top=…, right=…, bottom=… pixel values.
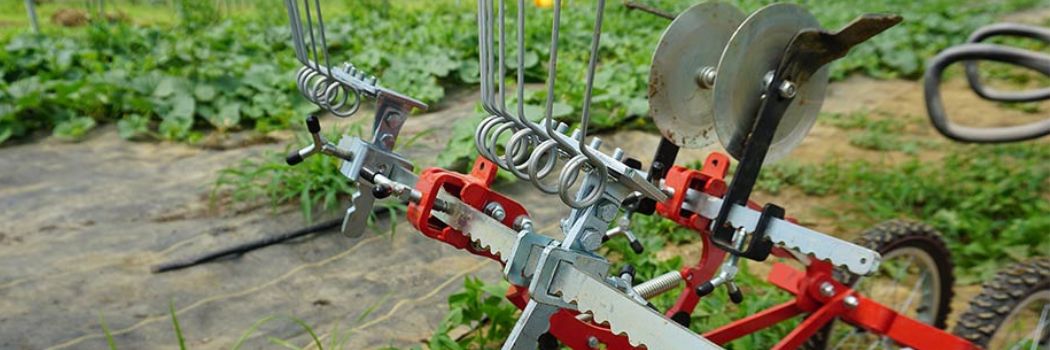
left=97, top=312, right=118, bottom=350
left=759, top=144, right=1050, bottom=279
left=211, top=124, right=364, bottom=223
left=423, top=277, right=519, bottom=350
left=170, top=300, right=187, bottom=350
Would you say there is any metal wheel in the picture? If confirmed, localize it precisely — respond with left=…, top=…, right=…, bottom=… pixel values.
left=805, top=220, right=955, bottom=350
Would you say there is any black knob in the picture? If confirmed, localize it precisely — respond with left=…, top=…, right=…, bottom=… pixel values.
left=306, top=115, right=321, bottom=133
left=728, top=288, right=744, bottom=304
left=286, top=151, right=304, bottom=166
left=629, top=240, right=645, bottom=254
left=671, top=311, right=692, bottom=327
left=695, top=282, right=715, bottom=297
left=371, top=184, right=393, bottom=199
left=619, top=264, right=636, bottom=279
left=624, top=157, right=643, bottom=170
left=538, top=332, right=560, bottom=350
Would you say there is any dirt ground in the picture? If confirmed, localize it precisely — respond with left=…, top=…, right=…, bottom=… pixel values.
left=1, top=71, right=1047, bottom=349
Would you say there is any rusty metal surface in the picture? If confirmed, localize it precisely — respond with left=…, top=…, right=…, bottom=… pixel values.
left=778, top=13, right=903, bottom=86
left=712, top=3, right=828, bottom=162
left=648, top=2, right=744, bottom=149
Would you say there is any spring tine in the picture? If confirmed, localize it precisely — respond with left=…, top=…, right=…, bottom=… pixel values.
left=515, top=0, right=531, bottom=128
left=284, top=0, right=307, bottom=64
left=498, top=0, right=508, bottom=118
left=301, top=0, right=322, bottom=75
left=543, top=0, right=577, bottom=154
left=477, top=0, right=494, bottom=115
left=484, top=0, right=496, bottom=114
left=312, top=0, right=332, bottom=77
left=578, top=0, right=606, bottom=164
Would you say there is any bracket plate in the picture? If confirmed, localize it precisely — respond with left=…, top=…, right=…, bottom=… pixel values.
left=713, top=3, right=829, bottom=162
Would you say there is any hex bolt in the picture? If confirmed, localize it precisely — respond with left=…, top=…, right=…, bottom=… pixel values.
left=587, top=336, right=600, bottom=349
left=513, top=216, right=532, bottom=231
left=695, top=66, right=717, bottom=89
left=580, top=228, right=604, bottom=252
left=843, top=295, right=859, bottom=309
left=484, top=202, right=507, bottom=222
left=819, top=282, right=836, bottom=297
left=599, top=202, right=618, bottom=222
left=778, top=80, right=798, bottom=99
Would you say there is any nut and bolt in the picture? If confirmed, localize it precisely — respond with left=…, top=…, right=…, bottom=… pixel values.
left=513, top=216, right=532, bottom=231
left=819, top=282, right=836, bottom=297
left=580, top=228, right=604, bottom=252
left=484, top=202, right=507, bottom=222
left=778, top=80, right=798, bottom=99
left=587, top=336, right=601, bottom=349
left=696, top=66, right=717, bottom=89
left=598, top=202, right=619, bottom=222
left=843, top=295, right=859, bottom=309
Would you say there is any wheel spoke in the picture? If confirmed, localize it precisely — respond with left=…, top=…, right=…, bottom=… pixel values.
left=897, top=272, right=927, bottom=314
left=1029, top=303, right=1050, bottom=350
left=888, top=254, right=917, bottom=309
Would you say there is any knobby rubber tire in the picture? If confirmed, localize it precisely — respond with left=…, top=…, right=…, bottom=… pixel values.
left=952, top=257, right=1050, bottom=347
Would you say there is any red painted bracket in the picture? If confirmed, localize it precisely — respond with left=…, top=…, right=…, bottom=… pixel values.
left=407, top=157, right=527, bottom=262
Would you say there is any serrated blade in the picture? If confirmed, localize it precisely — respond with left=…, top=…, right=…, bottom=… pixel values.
left=341, top=186, right=375, bottom=238
left=549, top=264, right=723, bottom=350
left=429, top=189, right=518, bottom=262
left=682, top=189, right=881, bottom=275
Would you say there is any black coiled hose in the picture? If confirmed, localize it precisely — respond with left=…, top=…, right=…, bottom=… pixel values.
left=924, top=23, right=1050, bottom=143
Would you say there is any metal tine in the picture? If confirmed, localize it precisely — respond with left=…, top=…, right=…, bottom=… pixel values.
left=300, top=0, right=323, bottom=74
left=284, top=0, right=308, bottom=64
left=514, top=0, right=546, bottom=137
left=542, top=0, right=567, bottom=148
left=478, top=0, right=498, bottom=116
left=498, top=0, right=509, bottom=121
left=311, top=0, right=333, bottom=77
left=577, top=0, right=606, bottom=165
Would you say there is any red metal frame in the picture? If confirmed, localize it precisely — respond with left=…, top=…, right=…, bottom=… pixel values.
left=406, top=154, right=981, bottom=350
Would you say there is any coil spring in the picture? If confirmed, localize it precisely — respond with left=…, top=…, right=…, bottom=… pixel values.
left=295, top=63, right=374, bottom=118
left=471, top=0, right=615, bottom=209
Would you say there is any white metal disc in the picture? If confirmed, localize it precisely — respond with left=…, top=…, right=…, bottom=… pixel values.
left=648, top=1, right=745, bottom=149
left=713, top=3, right=830, bottom=162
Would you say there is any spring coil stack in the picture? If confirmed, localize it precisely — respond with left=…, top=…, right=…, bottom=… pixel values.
left=473, top=0, right=645, bottom=209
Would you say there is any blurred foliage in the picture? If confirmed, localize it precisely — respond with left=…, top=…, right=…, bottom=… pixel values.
left=759, top=142, right=1050, bottom=280
left=3, top=0, right=1044, bottom=147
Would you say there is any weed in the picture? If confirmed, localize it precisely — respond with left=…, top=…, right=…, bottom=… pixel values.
left=760, top=144, right=1050, bottom=279
left=170, top=300, right=187, bottom=350
left=211, top=123, right=364, bottom=222
left=97, top=312, right=118, bottom=350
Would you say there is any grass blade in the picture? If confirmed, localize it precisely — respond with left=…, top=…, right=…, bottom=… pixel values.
left=97, top=312, right=118, bottom=350
left=169, top=299, right=186, bottom=350
left=231, top=315, right=278, bottom=350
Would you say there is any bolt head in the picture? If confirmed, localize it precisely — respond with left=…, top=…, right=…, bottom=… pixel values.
left=778, top=80, right=798, bottom=99
left=587, top=336, right=600, bottom=349
left=599, top=202, right=619, bottom=221
left=843, top=295, right=859, bottom=309
left=485, top=202, right=507, bottom=221
left=819, top=282, right=836, bottom=297
left=580, top=229, right=603, bottom=252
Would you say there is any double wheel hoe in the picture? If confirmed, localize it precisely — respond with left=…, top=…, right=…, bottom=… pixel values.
left=279, top=0, right=1049, bottom=349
